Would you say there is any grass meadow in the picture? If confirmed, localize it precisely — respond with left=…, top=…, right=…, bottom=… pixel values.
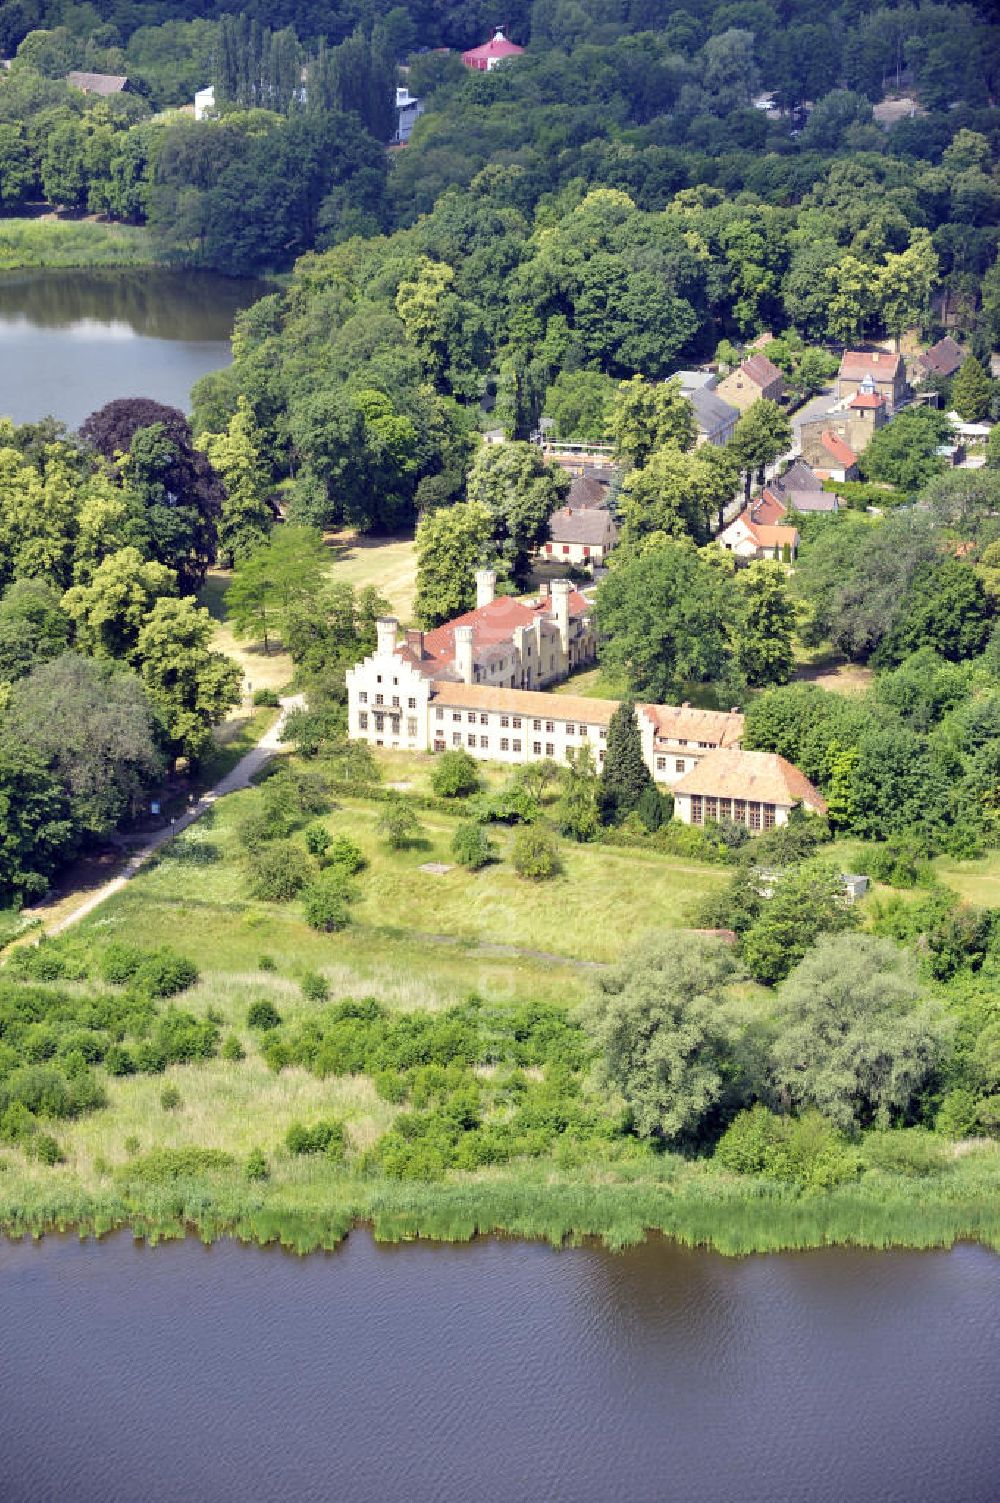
left=0, top=217, right=155, bottom=271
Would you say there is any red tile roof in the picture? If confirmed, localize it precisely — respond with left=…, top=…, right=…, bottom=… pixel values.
left=461, top=31, right=524, bottom=67
left=752, top=492, right=788, bottom=525
left=414, top=590, right=591, bottom=673
left=820, top=431, right=857, bottom=467
left=849, top=391, right=884, bottom=410
left=838, top=350, right=905, bottom=382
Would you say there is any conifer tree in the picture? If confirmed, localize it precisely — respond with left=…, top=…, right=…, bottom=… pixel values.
left=598, top=700, right=654, bottom=824
left=951, top=356, right=992, bottom=423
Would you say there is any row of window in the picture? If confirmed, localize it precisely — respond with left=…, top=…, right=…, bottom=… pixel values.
left=358, top=691, right=418, bottom=710
left=433, top=706, right=607, bottom=738
left=358, top=713, right=419, bottom=737
left=436, top=734, right=607, bottom=762
left=656, top=757, right=688, bottom=774
left=689, top=796, right=777, bottom=829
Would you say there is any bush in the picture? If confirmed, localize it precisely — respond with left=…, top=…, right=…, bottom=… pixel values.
left=512, top=827, right=561, bottom=880
left=451, top=822, right=497, bottom=870
left=863, top=1129, right=948, bottom=1176
left=637, top=785, right=667, bottom=832
left=285, top=1118, right=345, bottom=1159
left=325, top=836, right=366, bottom=874
left=300, top=971, right=329, bottom=1003
left=252, top=687, right=280, bottom=707
left=104, top=1043, right=136, bottom=1077
left=304, top=821, right=331, bottom=857
left=715, top=1106, right=860, bottom=1189
left=935, top=1088, right=981, bottom=1139
left=258, top=954, right=278, bottom=972
left=119, top=1146, right=235, bottom=1180
left=471, top=783, right=539, bottom=825
left=431, top=749, right=481, bottom=798
left=247, top=999, right=282, bottom=1031
left=134, top=948, right=200, bottom=998
left=160, top=1084, right=182, bottom=1111
left=222, top=1033, right=246, bottom=1061
left=99, top=942, right=144, bottom=986
left=302, top=869, right=352, bottom=932
left=33, top=1133, right=64, bottom=1165
left=155, top=1009, right=218, bottom=1063
left=246, top=1147, right=269, bottom=1180
left=245, top=840, right=314, bottom=902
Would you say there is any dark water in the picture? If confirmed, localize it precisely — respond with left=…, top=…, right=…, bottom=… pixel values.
left=1, top=1232, right=998, bottom=1503
left=0, top=269, right=268, bottom=428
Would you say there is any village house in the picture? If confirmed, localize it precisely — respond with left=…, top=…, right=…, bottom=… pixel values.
left=675, top=372, right=740, bottom=446
left=673, top=749, right=828, bottom=830
left=799, top=375, right=887, bottom=463
left=762, top=459, right=839, bottom=513
left=718, top=504, right=799, bottom=561
left=540, top=506, right=618, bottom=571
left=461, top=29, right=524, bottom=70
left=565, top=472, right=611, bottom=510
left=914, top=335, right=966, bottom=382
left=799, top=427, right=859, bottom=482
left=716, top=353, right=784, bottom=413
left=836, top=350, right=908, bottom=413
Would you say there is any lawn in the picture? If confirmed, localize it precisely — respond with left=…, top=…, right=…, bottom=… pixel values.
left=326, top=531, right=418, bottom=621
left=934, top=850, right=1000, bottom=908
left=0, top=216, right=155, bottom=270
left=198, top=569, right=295, bottom=695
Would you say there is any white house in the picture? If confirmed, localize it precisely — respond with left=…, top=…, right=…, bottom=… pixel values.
left=194, top=84, right=215, bottom=120
left=718, top=509, right=799, bottom=561
left=394, top=86, right=423, bottom=143
left=540, top=505, right=618, bottom=570
left=673, top=749, right=828, bottom=829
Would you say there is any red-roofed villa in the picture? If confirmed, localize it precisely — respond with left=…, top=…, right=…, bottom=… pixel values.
left=461, top=29, right=524, bottom=70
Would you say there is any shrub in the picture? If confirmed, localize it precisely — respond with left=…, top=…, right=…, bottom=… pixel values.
left=863, top=1129, right=948, bottom=1176
left=300, top=971, right=330, bottom=1003
left=246, top=1147, right=269, bottom=1180
left=160, top=1084, right=182, bottom=1111
left=512, top=827, right=561, bottom=880
left=245, top=840, right=314, bottom=902
left=33, top=1133, right=63, bottom=1165
left=376, top=800, right=423, bottom=849
left=135, top=1042, right=167, bottom=1074
left=637, top=785, right=667, bottom=832
left=935, top=1088, right=981, bottom=1139
left=119, top=1146, right=234, bottom=1180
left=285, top=1118, right=345, bottom=1159
left=715, top=1106, right=861, bottom=1189
left=302, top=870, right=352, bottom=932
left=258, top=954, right=278, bottom=973
left=304, top=822, right=331, bottom=857
left=155, top=1010, right=218, bottom=1062
left=99, top=943, right=144, bottom=985
left=471, top=783, right=538, bottom=824
left=222, top=1033, right=246, bottom=1061
left=104, top=1043, right=136, bottom=1077
left=325, top=836, right=366, bottom=874
left=252, top=687, right=280, bottom=707
left=431, top=749, right=481, bottom=798
left=451, top=822, right=497, bottom=870
left=134, top=948, right=200, bottom=998
left=247, top=999, right=282, bottom=1030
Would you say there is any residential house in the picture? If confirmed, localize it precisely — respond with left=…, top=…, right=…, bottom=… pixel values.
left=675, top=372, right=740, bottom=446
left=565, top=472, right=610, bottom=510
left=718, top=508, right=799, bottom=560
left=914, top=336, right=966, bottom=382
left=763, top=460, right=839, bottom=513
left=836, top=350, right=908, bottom=413
left=194, top=84, right=215, bottom=119
left=461, top=29, right=524, bottom=69
left=716, top=353, right=784, bottom=414
left=66, top=71, right=129, bottom=96
left=800, top=427, right=859, bottom=481
left=673, top=749, right=828, bottom=830
left=768, top=459, right=822, bottom=499
left=541, top=506, right=617, bottom=571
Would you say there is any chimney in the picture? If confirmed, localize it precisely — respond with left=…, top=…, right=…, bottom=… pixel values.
left=405, top=628, right=425, bottom=659
left=376, top=617, right=398, bottom=657
left=475, top=568, right=496, bottom=609
left=454, top=624, right=474, bottom=684
left=550, top=577, right=571, bottom=653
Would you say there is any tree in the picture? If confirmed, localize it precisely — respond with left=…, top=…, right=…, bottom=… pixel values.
left=0, top=752, right=74, bottom=904
left=2, top=654, right=161, bottom=837
left=881, top=559, right=992, bottom=666
left=734, top=562, right=796, bottom=687
left=985, top=425, right=1000, bottom=471
left=414, top=502, right=494, bottom=628
left=511, top=826, right=561, bottom=880
left=595, top=542, right=732, bottom=701
left=598, top=701, right=654, bottom=825
left=451, top=822, right=496, bottom=870
left=430, top=749, right=481, bottom=799
left=62, top=548, right=177, bottom=661
left=585, top=932, right=738, bottom=1145
left=858, top=407, right=950, bottom=490
left=730, top=400, right=792, bottom=499
left=465, top=442, right=567, bottom=583
left=543, top=371, right=617, bottom=442
left=619, top=445, right=738, bottom=547
left=135, top=598, right=242, bottom=762
left=226, top=525, right=328, bottom=653
left=771, top=935, right=943, bottom=1132
left=740, top=863, right=858, bottom=985
left=377, top=799, right=422, bottom=849
left=556, top=745, right=600, bottom=842
left=0, top=579, right=70, bottom=684
left=608, top=377, right=696, bottom=468
left=199, top=398, right=273, bottom=566
left=951, top=356, right=993, bottom=423
left=875, top=230, right=939, bottom=348
left=79, top=400, right=223, bottom=594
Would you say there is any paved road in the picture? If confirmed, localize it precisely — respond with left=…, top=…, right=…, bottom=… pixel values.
left=31, top=695, right=304, bottom=938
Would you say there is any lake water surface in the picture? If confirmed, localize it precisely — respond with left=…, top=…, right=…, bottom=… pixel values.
left=0, top=269, right=268, bottom=428
left=1, top=1231, right=998, bottom=1503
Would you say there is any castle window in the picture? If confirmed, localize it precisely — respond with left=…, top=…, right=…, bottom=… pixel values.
left=407, top=718, right=418, bottom=738
left=545, top=721, right=554, bottom=734
left=501, top=715, right=510, bottom=727
left=501, top=738, right=509, bottom=751
left=656, top=757, right=666, bottom=771
left=749, top=802, right=761, bottom=831
left=452, top=733, right=461, bottom=746
left=763, top=804, right=777, bottom=829
left=408, top=697, right=416, bottom=709
left=705, top=797, right=718, bottom=822
left=545, top=743, right=554, bottom=757
left=468, top=735, right=476, bottom=748
left=513, top=717, right=522, bottom=729
left=533, top=741, right=542, bottom=755
left=376, top=693, right=384, bottom=706
left=690, top=795, right=703, bottom=825
left=436, top=708, right=443, bottom=720
left=675, top=760, right=685, bottom=773
left=468, top=712, right=476, bottom=723
left=566, top=724, right=575, bottom=736
left=358, top=713, right=368, bottom=729
left=453, top=712, right=461, bottom=722
left=480, top=714, right=488, bottom=725
left=480, top=736, right=488, bottom=749
left=512, top=739, right=521, bottom=752
left=533, top=719, right=542, bottom=731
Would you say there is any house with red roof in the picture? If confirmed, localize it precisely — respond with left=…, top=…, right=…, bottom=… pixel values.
left=836, top=350, right=908, bottom=413
left=800, top=427, right=859, bottom=481
left=716, top=353, right=784, bottom=413
left=717, top=507, right=799, bottom=561
left=461, top=29, right=524, bottom=70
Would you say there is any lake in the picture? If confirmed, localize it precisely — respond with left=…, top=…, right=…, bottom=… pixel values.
left=1, top=1231, right=998, bottom=1503
left=0, top=269, right=269, bottom=429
